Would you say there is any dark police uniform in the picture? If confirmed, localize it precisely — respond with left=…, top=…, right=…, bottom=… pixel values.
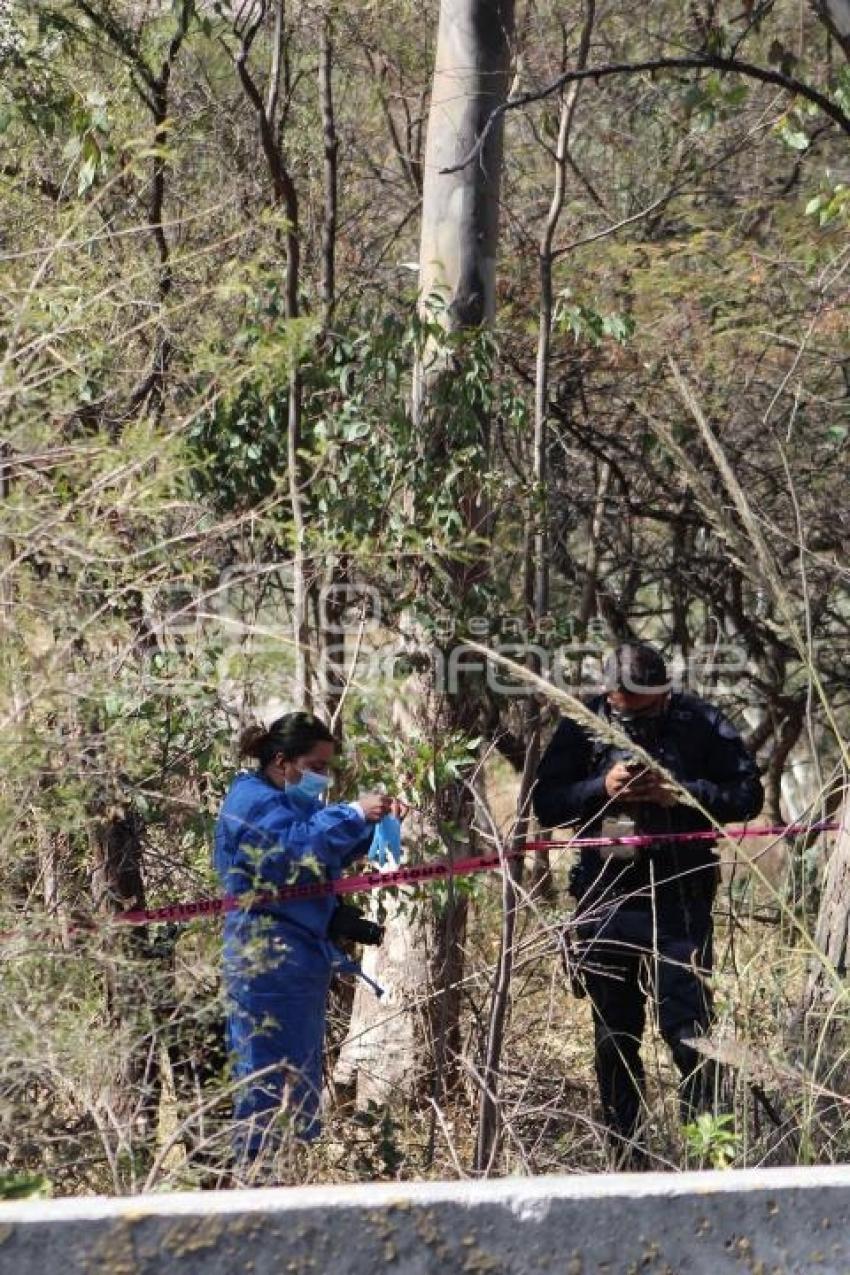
left=533, top=691, right=763, bottom=1147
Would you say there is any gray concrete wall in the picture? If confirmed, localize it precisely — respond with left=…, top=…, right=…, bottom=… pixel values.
left=2, top=1165, right=850, bottom=1274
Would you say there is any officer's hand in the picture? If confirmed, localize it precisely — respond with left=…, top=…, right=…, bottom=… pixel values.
left=604, top=762, right=642, bottom=800
left=357, top=792, right=393, bottom=821
left=622, top=772, right=679, bottom=808
left=636, top=774, right=679, bottom=807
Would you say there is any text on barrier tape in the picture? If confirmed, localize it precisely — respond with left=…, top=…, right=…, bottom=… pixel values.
left=74, top=819, right=841, bottom=932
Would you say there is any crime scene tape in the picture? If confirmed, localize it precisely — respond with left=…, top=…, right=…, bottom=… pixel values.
left=6, top=819, right=834, bottom=937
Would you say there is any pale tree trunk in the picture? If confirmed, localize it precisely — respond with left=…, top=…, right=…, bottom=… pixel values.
left=332, top=698, right=431, bottom=1107
left=413, top=0, right=513, bottom=335
left=334, top=0, right=514, bottom=1117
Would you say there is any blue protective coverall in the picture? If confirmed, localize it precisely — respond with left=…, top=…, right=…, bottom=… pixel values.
left=213, top=772, right=375, bottom=1155
left=533, top=691, right=763, bottom=1141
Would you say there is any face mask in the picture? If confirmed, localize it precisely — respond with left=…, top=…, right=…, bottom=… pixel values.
left=286, top=769, right=331, bottom=801
left=610, top=704, right=666, bottom=750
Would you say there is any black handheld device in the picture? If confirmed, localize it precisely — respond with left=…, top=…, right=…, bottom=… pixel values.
left=328, top=903, right=385, bottom=947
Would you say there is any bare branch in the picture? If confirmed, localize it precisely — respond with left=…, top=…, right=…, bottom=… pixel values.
left=442, top=52, right=850, bottom=174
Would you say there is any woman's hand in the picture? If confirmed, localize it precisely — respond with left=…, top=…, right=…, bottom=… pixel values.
left=357, top=791, right=393, bottom=822
left=356, top=793, right=411, bottom=822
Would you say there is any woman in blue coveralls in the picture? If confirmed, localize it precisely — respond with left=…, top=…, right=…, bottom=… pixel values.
left=214, top=711, right=396, bottom=1162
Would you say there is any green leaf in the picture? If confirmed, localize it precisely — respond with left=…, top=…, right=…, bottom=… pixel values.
left=776, top=120, right=809, bottom=151
left=77, top=155, right=98, bottom=194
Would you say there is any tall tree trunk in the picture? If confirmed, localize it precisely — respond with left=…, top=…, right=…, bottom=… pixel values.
left=319, top=9, right=338, bottom=333
left=577, top=459, right=611, bottom=633
left=90, top=808, right=162, bottom=1184
left=473, top=731, right=537, bottom=1172
left=528, top=5, right=594, bottom=903
left=413, top=0, right=513, bottom=334
left=315, top=11, right=347, bottom=730
left=334, top=0, right=514, bottom=1119
left=475, top=5, right=595, bottom=1170
left=234, top=0, right=311, bottom=709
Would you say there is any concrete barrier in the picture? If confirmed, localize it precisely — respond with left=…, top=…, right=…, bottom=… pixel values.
left=1, top=1165, right=849, bottom=1274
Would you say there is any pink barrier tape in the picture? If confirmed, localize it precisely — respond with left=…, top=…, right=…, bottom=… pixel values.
left=2, top=821, right=839, bottom=940
left=86, top=818, right=847, bottom=932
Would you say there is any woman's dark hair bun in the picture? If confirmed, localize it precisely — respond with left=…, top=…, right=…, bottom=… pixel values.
left=238, top=712, right=334, bottom=768
left=238, top=723, right=270, bottom=760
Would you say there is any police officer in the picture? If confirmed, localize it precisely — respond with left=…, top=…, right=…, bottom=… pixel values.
left=533, top=643, right=763, bottom=1162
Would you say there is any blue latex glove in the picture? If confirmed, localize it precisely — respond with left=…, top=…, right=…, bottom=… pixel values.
left=368, top=814, right=403, bottom=866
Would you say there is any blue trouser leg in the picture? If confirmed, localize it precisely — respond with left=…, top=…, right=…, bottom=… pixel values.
left=224, top=919, right=332, bottom=1157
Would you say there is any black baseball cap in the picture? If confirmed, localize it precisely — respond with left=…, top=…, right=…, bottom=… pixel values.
left=602, top=643, right=669, bottom=693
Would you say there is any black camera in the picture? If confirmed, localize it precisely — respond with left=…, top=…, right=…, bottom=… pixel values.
left=328, top=903, right=385, bottom=947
